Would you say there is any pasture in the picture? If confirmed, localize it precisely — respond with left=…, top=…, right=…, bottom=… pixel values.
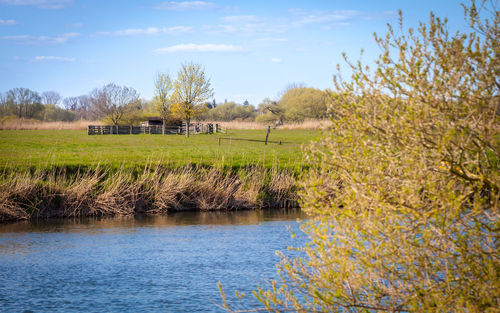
left=0, top=129, right=321, bottom=171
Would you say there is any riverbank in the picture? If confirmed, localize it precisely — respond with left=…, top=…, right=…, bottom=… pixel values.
left=0, top=165, right=298, bottom=222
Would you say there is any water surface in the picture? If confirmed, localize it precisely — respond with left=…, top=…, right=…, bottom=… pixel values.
left=0, top=210, right=304, bottom=312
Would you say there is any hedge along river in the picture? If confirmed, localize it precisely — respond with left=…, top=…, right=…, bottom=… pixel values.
left=0, top=209, right=305, bottom=312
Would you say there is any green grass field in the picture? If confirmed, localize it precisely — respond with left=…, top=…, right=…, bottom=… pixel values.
left=0, top=129, right=321, bottom=171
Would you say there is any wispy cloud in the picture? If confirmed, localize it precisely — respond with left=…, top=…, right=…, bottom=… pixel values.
left=0, top=18, right=17, bottom=25
left=0, top=0, right=73, bottom=9
left=154, top=43, right=245, bottom=53
left=203, top=14, right=286, bottom=36
left=97, top=26, right=193, bottom=36
left=2, top=32, right=79, bottom=44
left=220, top=15, right=262, bottom=23
left=289, top=8, right=397, bottom=27
left=154, top=1, right=215, bottom=11
left=269, top=57, right=282, bottom=63
left=33, top=55, right=75, bottom=62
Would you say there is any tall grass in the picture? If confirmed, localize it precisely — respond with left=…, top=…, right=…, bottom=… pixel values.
left=0, top=118, right=330, bottom=131
left=0, top=164, right=298, bottom=221
left=0, top=119, right=98, bottom=130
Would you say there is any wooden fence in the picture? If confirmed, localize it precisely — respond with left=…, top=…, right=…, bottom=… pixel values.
left=88, top=123, right=223, bottom=135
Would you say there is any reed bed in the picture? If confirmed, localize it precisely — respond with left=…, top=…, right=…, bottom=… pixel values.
left=0, top=119, right=98, bottom=130
left=0, top=119, right=330, bottom=131
left=0, top=165, right=298, bottom=221
left=200, top=119, right=332, bottom=130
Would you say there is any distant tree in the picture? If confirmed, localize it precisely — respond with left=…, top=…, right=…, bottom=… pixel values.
left=256, top=98, right=284, bottom=125
left=153, top=73, right=173, bottom=135
left=5, top=88, right=43, bottom=119
left=171, top=63, right=213, bottom=137
left=0, top=92, right=8, bottom=117
left=243, top=99, right=249, bottom=106
left=63, top=97, right=79, bottom=111
left=41, top=91, right=61, bottom=106
left=199, top=101, right=256, bottom=121
left=76, top=95, right=95, bottom=120
left=212, top=99, right=217, bottom=108
left=90, top=83, right=139, bottom=129
left=42, top=103, right=75, bottom=122
left=279, top=87, right=328, bottom=121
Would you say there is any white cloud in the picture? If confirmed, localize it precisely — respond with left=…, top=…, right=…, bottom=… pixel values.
left=33, top=55, right=75, bottom=62
left=154, top=43, right=245, bottom=53
left=2, top=32, right=79, bottom=44
left=154, top=1, right=216, bottom=11
left=288, top=8, right=397, bottom=27
left=0, top=0, right=72, bottom=9
left=0, top=18, right=17, bottom=25
left=97, top=26, right=192, bottom=36
left=269, top=58, right=282, bottom=63
left=289, top=9, right=362, bottom=27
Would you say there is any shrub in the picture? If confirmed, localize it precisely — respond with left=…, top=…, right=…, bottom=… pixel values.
left=223, top=1, right=499, bottom=312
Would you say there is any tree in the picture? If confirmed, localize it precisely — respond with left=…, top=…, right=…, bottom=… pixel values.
left=90, top=83, right=139, bottom=130
left=41, top=91, right=61, bottom=106
left=279, top=87, right=328, bottom=121
left=63, top=97, right=79, bottom=111
left=5, top=88, right=43, bottom=119
left=256, top=98, right=284, bottom=125
left=199, top=101, right=256, bottom=121
left=222, top=1, right=499, bottom=312
left=171, top=63, right=214, bottom=137
left=153, top=73, right=173, bottom=135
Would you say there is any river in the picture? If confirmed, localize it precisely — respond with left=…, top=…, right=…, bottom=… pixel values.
left=0, top=209, right=304, bottom=312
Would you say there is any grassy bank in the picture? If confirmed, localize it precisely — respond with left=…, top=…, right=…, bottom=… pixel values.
left=0, top=129, right=318, bottom=221
left=0, top=129, right=319, bottom=171
left=0, top=165, right=298, bottom=222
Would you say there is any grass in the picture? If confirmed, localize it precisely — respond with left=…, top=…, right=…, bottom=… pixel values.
left=0, top=129, right=320, bottom=171
left=0, top=128, right=320, bottom=220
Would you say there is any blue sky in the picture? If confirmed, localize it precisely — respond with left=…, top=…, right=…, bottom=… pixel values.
left=0, top=0, right=469, bottom=105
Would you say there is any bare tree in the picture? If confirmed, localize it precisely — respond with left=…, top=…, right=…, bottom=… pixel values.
left=90, top=83, right=139, bottom=130
left=41, top=91, right=61, bottom=105
left=63, top=97, right=79, bottom=111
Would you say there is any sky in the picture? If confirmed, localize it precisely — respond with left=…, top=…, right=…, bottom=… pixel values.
left=0, top=0, right=471, bottom=105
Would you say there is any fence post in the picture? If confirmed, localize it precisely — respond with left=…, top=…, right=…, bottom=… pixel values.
left=265, top=125, right=271, bottom=145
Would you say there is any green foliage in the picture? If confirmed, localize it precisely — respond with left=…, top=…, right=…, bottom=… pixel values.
left=240, top=1, right=499, bottom=312
left=199, top=101, right=256, bottom=121
left=41, top=103, right=76, bottom=122
left=279, top=87, right=328, bottom=122
left=1, top=88, right=44, bottom=119
left=153, top=73, right=174, bottom=135
left=171, top=63, right=214, bottom=137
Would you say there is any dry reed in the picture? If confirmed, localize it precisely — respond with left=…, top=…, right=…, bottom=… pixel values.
left=0, top=119, right=99, bottom=130
left=0, top=165, right=298, bottom=221
left=203, top=119, right=331, bottom=130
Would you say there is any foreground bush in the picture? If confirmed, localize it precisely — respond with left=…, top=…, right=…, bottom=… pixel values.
left=0, top=165, right=298, bottom=221
left=221, top=1, right=499, bottom=312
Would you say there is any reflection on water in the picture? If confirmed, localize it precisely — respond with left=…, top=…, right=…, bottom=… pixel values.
left=0, top=209, right=304, bottom=234
left=0, top=209, right=305, bottom=312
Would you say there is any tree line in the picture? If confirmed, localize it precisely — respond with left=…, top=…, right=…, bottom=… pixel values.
left=0, top=63, right=331, bottom=133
